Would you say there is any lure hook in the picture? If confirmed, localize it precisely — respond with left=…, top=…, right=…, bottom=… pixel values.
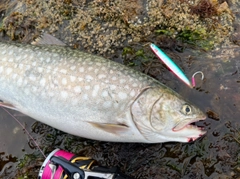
left=191, top=71, right=204, bottom=87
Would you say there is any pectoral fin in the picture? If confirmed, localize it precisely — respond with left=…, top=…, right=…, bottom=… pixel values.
left=88, top=122, right=129, bottom=135
left=0, top=102, right=18, bottom=111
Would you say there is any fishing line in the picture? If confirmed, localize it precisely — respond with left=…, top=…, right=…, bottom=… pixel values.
left=1, top=107, right=46, bottom=158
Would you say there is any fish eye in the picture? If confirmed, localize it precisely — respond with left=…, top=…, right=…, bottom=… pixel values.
left=181, top=104, right=192, bottom=115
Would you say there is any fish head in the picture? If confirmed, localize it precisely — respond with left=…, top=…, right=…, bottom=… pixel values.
left=131, top=87, right=206, bottom=143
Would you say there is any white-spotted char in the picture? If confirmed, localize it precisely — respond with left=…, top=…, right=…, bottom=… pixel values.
left=0, top=41, right=206, bottom=143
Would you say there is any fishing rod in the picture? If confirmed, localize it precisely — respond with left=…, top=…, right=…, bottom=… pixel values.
left=2, top=107, right=134, bottom=179
left=38, top=148, right=134, bottom=179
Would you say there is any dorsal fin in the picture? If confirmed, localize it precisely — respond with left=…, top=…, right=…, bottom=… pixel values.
left=31, top=33, right=66, bottom=46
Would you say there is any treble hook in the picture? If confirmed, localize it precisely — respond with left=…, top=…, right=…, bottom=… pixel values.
left=191, top=71, right=204, bottom=87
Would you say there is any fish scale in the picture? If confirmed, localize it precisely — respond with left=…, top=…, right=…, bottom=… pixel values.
left=0, top=41, right=206, bottom=143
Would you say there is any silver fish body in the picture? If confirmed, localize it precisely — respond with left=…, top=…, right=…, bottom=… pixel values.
left=0, top=42, right=206, bottom=143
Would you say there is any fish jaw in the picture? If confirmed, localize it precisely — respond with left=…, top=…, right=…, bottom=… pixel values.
left=172, top=117, right=206, bottom=142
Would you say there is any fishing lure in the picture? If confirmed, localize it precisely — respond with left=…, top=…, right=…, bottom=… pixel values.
left=150, top=43, right=196, bottom=88
left=191, top=71, right=204, bottom=87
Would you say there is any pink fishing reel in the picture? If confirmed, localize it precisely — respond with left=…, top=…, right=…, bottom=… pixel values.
left=38, top=148, right=133, bottom=179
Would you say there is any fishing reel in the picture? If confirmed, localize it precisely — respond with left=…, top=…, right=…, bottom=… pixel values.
left=38, top=148, right=134, bottom=179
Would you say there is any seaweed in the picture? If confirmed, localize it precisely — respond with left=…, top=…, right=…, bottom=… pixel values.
left=190, top=0, right=217, bottom=18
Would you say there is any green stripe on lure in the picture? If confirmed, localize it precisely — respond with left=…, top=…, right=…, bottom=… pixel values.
left=150, top=43, right=193, bottom=88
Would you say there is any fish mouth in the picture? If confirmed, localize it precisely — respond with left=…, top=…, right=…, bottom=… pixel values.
left=172, top=117, right=206, bottom=132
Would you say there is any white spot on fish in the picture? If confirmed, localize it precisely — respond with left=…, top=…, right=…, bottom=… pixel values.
left=85, top=75, right=93, bottom=82
left=8, top=50, right=13, bottom=55
left=111, top=76, right=117, bottom=81
left=98, top=74, right=106, bottom=79
left=60, top=69, right=67, bottom=74
left=53, top=54, right=59, bottom=58
left=78, top=77, right=83, bottom=82
left=8, top=58, right=13, bottom=62
left=83, top=94, right=88, bottom=100
left=92, top=85, right=100, bottom=97
left=79, top=67, right=84, bottom=73
left=17, top=77, right=23, bottom=86
left=38, top=67, right=43, bottom=73
left=2, top=57, right=7, bottom=61
left=23, top=54, right=28, bottom=59
left=87, top=60, right=93, bottom=65
left=85, top=86, right=90, bottom=90
left=26, top=65, right=30, bottom=70
left=72, top=98, right=79, bottom=105
left=1, top=50, right=6, bottom=55
left=94, top=69, right=99, bottom=74
left=46, top=57, right=51, bottom=63
left=49, top=92, right=54, bottom=97
left=15, top=56, right=22, bottom=61
left=53, top=79, right=58, bottom=85
left=120, top=79, right=126, bottom=84
left=74, top=86, right=81, bottom=93
left=132, top=83, right=138, bottom=87
left=62, top=78, right=67, bottom=85
left=32, top=61, right=37, bottom=66
left=24, top=88, right=30, bottom=95
left=61, top=91, right=68, bottom=98
left=40, top=78, right=46, bottom=86
left=103, top=101, right=112, bottom=108
left=19, top=64, right=23, bottom=69
left=110, top=85, right=116, bottom=90
left=0, top=66, right=3, bottom=73
left=23, top=79, right=28, bottom=85
left=70, top=76, right=76, bottom=82
left=32, top=86, right=37, bottom=92
left=12, top=73, right=17, bottom=79
left=88, top=67, right=93, bottom=71
left=118, top=92, right=127, bottom=100
left=120, top=105, right=125, bottom=111
left=130, top=90, right=136, bottom=97
left=6, top=68, right=12, bottom=75
left=101, top=90, right=108, bottom=97
left=114, top=103, right=119, bottom=109
left=70, top=66, right=76, bottom=70
left=110, top=70, right=113, bottom=74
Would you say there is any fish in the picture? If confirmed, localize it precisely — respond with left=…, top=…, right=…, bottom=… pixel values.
left=0, top=36, right=206, bottom=143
